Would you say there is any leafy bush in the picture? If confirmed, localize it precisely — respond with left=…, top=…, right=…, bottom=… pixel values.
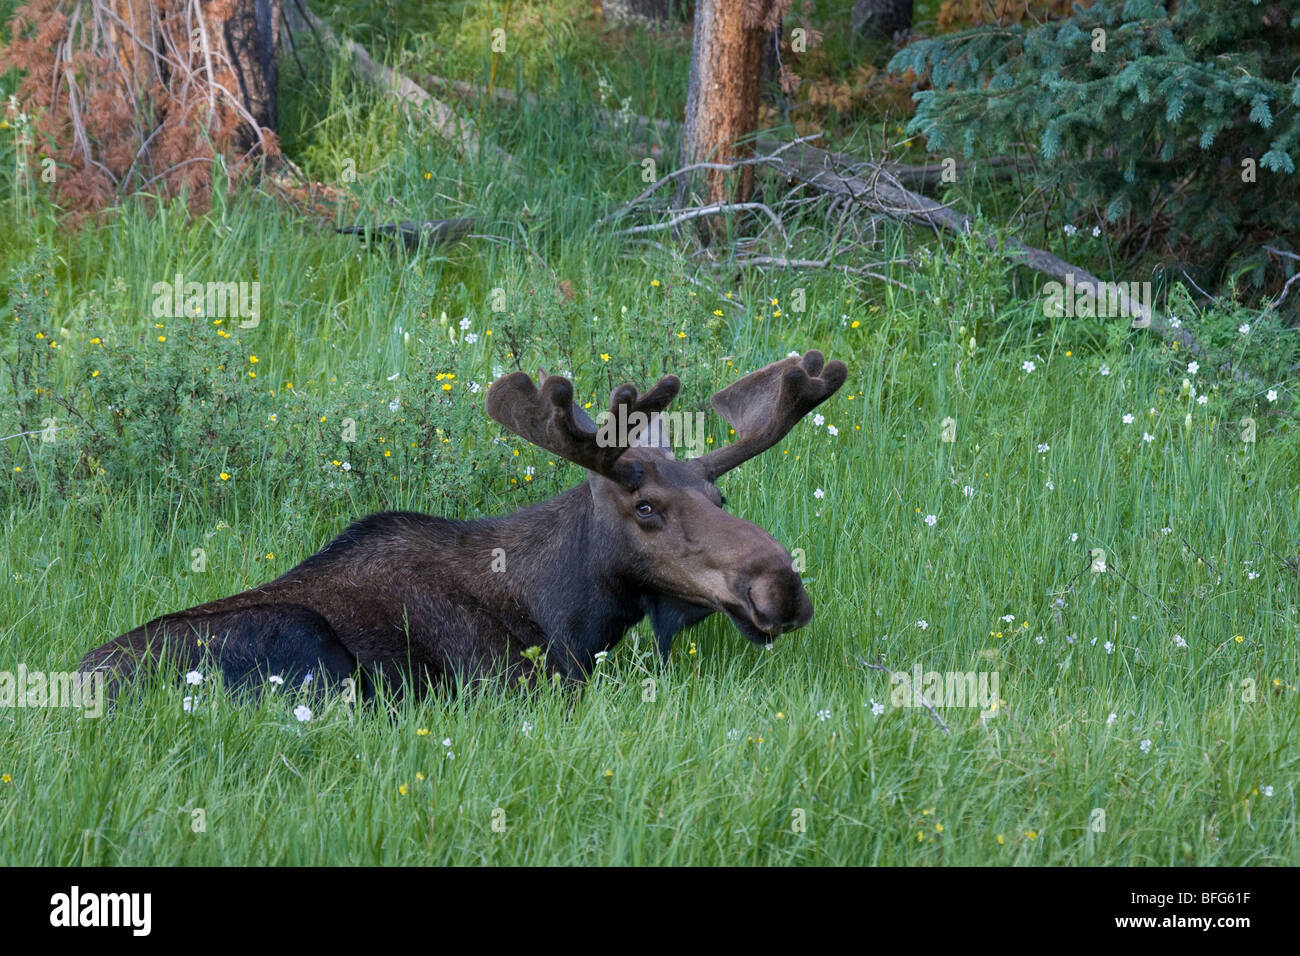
left=0, top=245, right=515, bottom=519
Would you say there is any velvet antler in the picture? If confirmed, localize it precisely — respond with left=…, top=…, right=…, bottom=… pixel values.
left=693, top=350, right=847, bottom=480
left=486, top=369, right=681, bottom=488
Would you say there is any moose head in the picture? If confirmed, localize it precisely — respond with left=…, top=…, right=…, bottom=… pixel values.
left=80, top=350, right=846, bottom=697
left=485, top=349, right=847, bottom=653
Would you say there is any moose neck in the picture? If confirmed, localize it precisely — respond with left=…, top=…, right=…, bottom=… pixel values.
left=480, top=480, right=644, bottom=673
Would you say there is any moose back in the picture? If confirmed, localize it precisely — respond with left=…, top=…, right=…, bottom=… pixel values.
left=80, top=350, right=846, bottom=697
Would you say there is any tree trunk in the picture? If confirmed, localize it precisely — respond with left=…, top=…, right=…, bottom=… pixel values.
left=222, top=0, right=281, bottom=157
left=110, top=0, right=280, bottom=161
left=851, top=0, right=914, bottom=40
left=681, top=1, right=786, bottom=237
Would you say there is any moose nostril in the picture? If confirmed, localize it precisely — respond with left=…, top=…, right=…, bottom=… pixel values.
left=789, top=588, right=813, bottom=630
left=747, top=576, right=812, bottom=634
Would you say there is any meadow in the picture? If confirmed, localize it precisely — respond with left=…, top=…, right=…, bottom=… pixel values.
left=0, top=1, right=1297, bottom=865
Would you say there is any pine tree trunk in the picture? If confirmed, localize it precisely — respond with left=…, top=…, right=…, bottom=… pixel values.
left=222, top=0, right=281, bottom=157
left=680, top=0, right=777, bottom=237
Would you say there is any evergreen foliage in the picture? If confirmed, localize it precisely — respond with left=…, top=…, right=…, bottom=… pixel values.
left=891, top=1, right=1300, bottom=311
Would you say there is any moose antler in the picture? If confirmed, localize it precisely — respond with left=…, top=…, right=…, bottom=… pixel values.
left=486, top=370, right=681, bottom=488
left=694, top=350, right=847, bottom=480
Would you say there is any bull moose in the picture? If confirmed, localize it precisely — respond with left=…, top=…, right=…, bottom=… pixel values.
left=79, top=349, right=846, bottom=698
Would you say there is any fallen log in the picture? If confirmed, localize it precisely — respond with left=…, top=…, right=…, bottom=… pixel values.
left=336, top=217, right=477, bottom=250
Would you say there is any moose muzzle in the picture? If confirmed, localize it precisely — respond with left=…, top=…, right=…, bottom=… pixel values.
left=720, top=530, right=814, bottom=642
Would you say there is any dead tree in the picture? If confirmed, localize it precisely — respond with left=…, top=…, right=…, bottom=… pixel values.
left=679, top=0, right=791, bottom=237
left=1, top=0, right=284, bottom=209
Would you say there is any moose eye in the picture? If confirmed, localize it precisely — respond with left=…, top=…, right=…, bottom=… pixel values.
left=635, top=501, right=655, bottom=518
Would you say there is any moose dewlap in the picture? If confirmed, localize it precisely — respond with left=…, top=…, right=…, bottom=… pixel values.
left=79, top=350, right=846, bottom=698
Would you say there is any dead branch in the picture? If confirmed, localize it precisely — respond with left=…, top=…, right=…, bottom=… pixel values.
left=613, top=202, right=787, bottom=239
left=1265, top=247, right=1300, bottom=308
left=597, top=134, right=823, bottom=227
left=857, top=655, right=952, bottom=737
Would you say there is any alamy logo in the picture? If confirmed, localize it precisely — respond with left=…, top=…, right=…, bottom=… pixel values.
left=50, top=886, right=151, bottom=936
left=891, top=664, right=1000, bottom=719
left=151, top=272, right=260, bottom=327
left=595, top=407, right=707, bottom=459
left=1041, top=275, right=1151, bottom=325
left=0, top=666, right=103, bottom=718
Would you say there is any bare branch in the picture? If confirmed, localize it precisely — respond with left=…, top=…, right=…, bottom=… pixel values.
left=613, top=202, right=786, bottom=239
left=857, top=655, right=952, bottom=738
left=596, top=139, right=820, bottom=227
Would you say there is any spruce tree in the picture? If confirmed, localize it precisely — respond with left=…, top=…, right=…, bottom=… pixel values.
left=890, top=1, right=1300, bottom=311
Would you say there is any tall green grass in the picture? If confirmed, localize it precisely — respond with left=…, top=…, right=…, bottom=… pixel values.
left=0, top=4, right=1296, bottom=865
